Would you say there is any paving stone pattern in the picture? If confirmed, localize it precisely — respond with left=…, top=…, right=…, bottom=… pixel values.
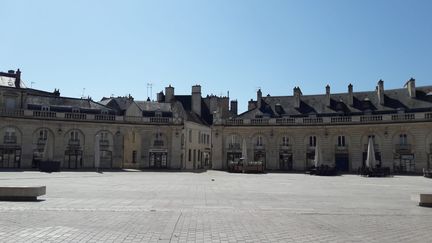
left=0, top=171, right=431, bottom=242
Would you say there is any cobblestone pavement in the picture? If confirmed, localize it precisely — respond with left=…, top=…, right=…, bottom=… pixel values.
left=0, top=170, right=431, bottom=242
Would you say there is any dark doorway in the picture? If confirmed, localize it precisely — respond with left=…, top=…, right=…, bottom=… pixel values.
left=279, top=152, right=293, bottom=170
left=149, top=152, right=167, bottom=168
left=335, top=153, right=349, bottom=172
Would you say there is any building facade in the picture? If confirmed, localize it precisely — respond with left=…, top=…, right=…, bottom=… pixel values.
left=212, top=79, right=432, bottom=173
left=1, top=69, right=432, bottom=173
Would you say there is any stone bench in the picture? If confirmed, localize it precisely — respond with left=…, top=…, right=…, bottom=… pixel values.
left=0, top=186, right=46, bottom=201
left=412, top=194, right=432, bottom=207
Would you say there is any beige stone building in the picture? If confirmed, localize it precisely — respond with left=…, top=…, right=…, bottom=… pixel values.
left=0, top=70, right=229, bottom=170
left=212, top=79, right=432, bottom=173
left=1, top=69, right=432, bottom=173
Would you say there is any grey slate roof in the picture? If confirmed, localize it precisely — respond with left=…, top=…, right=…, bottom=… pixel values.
left=237, top=86, right=432, bottom=119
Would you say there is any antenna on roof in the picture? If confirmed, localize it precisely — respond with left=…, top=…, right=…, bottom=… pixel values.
left=81, top=88, right=86, bottom=99
left=31, top=82, right=35, bottom=88
left=147, top=83, right=153, bottom=101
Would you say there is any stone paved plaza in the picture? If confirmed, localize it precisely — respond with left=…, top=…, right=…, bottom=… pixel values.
left=0, top=170, right=431, bottom=243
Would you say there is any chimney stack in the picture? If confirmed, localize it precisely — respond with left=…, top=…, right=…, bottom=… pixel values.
left=157, top=91, right=164, bottom=102
left=165, top=85, right=174, bottom=102
left=248, top=99, right=257, bottom=111
left=230, top=100, right=238, bottom=115
left=406, top=78, right=416, bottom=98
left=377, top=80, right=384, bottom=105
left=293, top=87, right=302, bottom=109
left=257, top=89, right=262, bottom=108
left=347, top=83, right=353, bottom=106
left=325, top=84, right=331, bottom=107
left=192, top=85, right=202, bottom=116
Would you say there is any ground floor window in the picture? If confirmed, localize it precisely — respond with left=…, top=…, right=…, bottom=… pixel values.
left=393, top=153, right=415, bottom=173
left=254, top=150, right=266, bottom=168
left=0, top=147, right=21, bottom=168
left=64, top=150, right=83, bottom=169
left=227, top=152, right=242, bottom=166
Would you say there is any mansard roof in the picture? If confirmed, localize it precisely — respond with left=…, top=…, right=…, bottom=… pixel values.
left=173, top=95, right=213, bottom=125
left=237, top=85, right=432, bottom=119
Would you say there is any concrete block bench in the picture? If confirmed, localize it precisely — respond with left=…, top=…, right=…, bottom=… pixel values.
left=0, top=186, right=46, bottom=201
left=413, top=194, right=432, bottom=207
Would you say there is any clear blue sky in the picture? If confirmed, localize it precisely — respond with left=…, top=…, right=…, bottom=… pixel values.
left=2, top=0, right=432, bottom=112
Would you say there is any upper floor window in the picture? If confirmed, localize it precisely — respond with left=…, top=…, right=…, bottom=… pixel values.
left=189, top=130, right=192, bottom=143
left=155, top=111, right=162, bottom=117
left=39, top=129, right=48, bottom=141
left=101, top=109, right=108, bottom=115
left=41, top=106, right=50, bottom=111
left=399, top=134, right=408, bottom=145
left=100, top=132, right=108, bottom=141
left=282, top=136, right=289, bottom=146
left=337, top=135, right=346, bottom=147
left=256, top=136, right=263, bottom=146
left=72, top=107, right=80, bottom=113
left=71, top=131, right=79, bottom=140
left=309, top=136, right=316, bottom=147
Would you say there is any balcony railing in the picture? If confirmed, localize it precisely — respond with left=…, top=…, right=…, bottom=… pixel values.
left=95, top=114, right=115, bottom=121
left=391, top=114, right=415, bottom=121
left=395, top=144, right=411, bottom=152
left=276, top=118, right=295, bottom=125
left=150, top=117, right=170, bottom=123
left=65, top=113, right=87, bottom=120
left=0, top=109, right=24, bottom=117
left=226, top=119, right=244, bottom=125
left=360, top=115, right=382, bottom=122
left=33, top=111, right=56, bottom=118
left=251, top=118, right=269, bottom=125
left=228, top=143, right=241, bottom=150
left=331, top=117, right=352, bottom=123
left=303, top=118, right=323, bottom=124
